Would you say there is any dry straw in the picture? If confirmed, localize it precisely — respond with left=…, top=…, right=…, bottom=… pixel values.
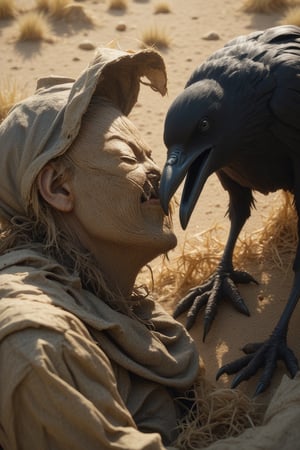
left=0, top=0, right=16, bottom=19
left=174, top=375, right=263, bottom=449
left=0, top=79, right=25, bottom=123
left=17, top=11, right=51, bottom=41
left=140, top=24, right=171, bottom=49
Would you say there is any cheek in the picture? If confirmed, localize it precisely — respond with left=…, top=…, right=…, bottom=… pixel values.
left=74, top=171, right=141, bottom=237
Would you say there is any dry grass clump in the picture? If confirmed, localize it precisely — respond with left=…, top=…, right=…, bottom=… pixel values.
left=0, top=79, right=25, bottom=123
left=140, top=24, right=171, bottom=50
left=0, top=0, right=16, bottom=19
left=153, top=226, right=225, bottom=305
left=108, top=0, right=128, bottom=10
left=279, top=5, right=300, bottom=24
left=154, top=1, right=171, bottom=14
left=17, top=11, right=51, bottom=41
left=174, top=375, right=263, bottom=449
left=241, top=0, right=292, bottom=13
left=237, top=191, right=297, bottom=271
left=36, top=0, right=71, bottom=17
left=36, top=0, right=93, bottom=23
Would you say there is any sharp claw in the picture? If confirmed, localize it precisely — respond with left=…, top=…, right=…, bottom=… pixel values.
left=232, top=270, right=259, bottom=285
left=216, top=354, right=253, bottom=381
left=202, top=319, right=210, bottom=342
left=223, top=277, right=250, bottom=316
left=231, top=373, right=245, bottom=389
left=254, top=382, right=267, bottom=397
left=235, top=299, right=250, bottom=316
left=173, top=294, right=195, bottom=318
left=216, top=366, right=227, bottom=381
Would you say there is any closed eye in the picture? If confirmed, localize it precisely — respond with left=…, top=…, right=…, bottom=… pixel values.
left=120, top=156, right=137, bottom=164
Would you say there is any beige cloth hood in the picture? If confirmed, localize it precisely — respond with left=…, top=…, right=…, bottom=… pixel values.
left=0, top=47, right=167, bottom=222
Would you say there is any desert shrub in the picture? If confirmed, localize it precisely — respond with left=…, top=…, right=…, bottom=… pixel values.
left=241, top=0, right=291, bottom=12
left=17, top=11, right=50, bottom=41
left=0, top=80, right=25, bottom=123
left=108, top=0, right=128, bottom=11
left=280, top=5, right=300, bottom=24
left=140, top=24, right=170, bottom=49
left=0, top=0, right=16, bottom=19
left=154, top=1, right=171, bottom=14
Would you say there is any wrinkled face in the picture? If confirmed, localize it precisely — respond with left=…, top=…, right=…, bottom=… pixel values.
left=67, top=100, right=176, bottom=260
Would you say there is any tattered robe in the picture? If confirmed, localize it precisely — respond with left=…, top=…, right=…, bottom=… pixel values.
left=0, top=248, right=200, bottom=450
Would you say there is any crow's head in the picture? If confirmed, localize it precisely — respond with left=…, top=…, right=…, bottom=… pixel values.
left=159, top=78, right=233, bottom=229
left=159, top=70, right=273, bottom=229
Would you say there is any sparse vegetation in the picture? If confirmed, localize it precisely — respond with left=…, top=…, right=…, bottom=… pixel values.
left=36, top=0, right=93, bottom=23
left=153, top=1, right=171, bottom=14
left=140, top=24, right=171, bottom=49
left=17, top=12, right=51, bottom=41
left=241, top=0, right=291, bottom=13
left=35, top=0, right=72, bottom=18
left=108, top=0, right=128, bottom=11
left=280, top=5, right=300, bottom=24
left=0, top=80, right=25, bottom=123
left=0, top=0, right=16, bottom=19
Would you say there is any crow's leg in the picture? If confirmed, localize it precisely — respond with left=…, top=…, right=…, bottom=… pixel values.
left=174, top=172, right=257, bottom=340
left=216, top=272, right=300, bottom=395
left=217, top=188, right=300, bottom=395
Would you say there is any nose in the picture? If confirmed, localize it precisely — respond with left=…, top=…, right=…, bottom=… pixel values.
left=147, top=169, right=160, bottom=183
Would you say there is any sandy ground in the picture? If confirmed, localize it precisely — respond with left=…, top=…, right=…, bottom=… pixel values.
left=1, top=0, right=300, bottom=404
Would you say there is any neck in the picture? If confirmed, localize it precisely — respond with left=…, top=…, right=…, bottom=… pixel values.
left=92, top=241, right=156, bottom=299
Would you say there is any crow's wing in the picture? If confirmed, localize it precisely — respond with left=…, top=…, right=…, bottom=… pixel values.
left=268, top=30, right=300, bottom=154
left=186, top=25, right=300, bottom=88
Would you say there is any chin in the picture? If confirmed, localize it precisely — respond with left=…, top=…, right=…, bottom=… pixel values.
left=144, top=228, right=177, bottom=256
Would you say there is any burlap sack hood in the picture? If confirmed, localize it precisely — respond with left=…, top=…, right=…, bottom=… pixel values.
left=0, top=47, right=167, bottom=222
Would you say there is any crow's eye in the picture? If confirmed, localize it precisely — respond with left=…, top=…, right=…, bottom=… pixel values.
left=198, top=118, right=210, bottom=133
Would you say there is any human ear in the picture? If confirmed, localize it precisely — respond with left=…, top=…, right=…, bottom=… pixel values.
left=37, top=163, right=74, bottom=212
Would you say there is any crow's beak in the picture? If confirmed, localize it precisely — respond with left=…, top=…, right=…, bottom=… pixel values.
left=159, top=143, right=213, bottom=229
left=159, top=144, right=188, bottom=214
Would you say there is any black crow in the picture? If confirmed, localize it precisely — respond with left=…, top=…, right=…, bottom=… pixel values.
left=159, top=25, right=300, bottom=395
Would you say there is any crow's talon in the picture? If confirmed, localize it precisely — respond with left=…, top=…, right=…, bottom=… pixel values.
left=173, top=267, right=255, bottom=336
left=232, top=270, right=258, bottom=285
left=217, top=334, right=299, bottom=395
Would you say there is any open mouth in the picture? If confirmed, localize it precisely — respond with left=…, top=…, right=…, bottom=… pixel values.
left=183, top=147, right=211, bottom=197
left=141, top=178, right=160, bottom=203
